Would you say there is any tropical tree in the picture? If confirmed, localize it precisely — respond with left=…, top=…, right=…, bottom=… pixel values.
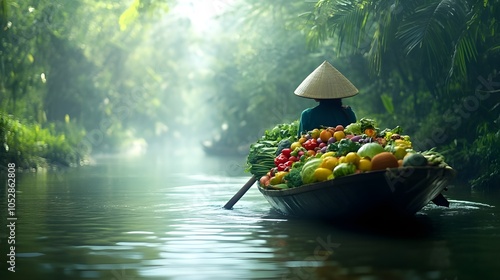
left=305, top=0, right=500, bottom=188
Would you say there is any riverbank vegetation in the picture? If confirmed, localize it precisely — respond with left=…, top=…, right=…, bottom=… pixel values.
left=1, top=0, right=498, bottom=189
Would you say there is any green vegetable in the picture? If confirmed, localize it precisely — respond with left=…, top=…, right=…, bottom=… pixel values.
left=359, top=118, right=378, bottom=132
left=333, top=163, right=356, bottom=178
left=403, top=153, right=428, bottom=167
left=357, top=143, right=385, bottom=159
left=300, top=158, right=322, bottom=185
left=284, top=167, right=303, bottom=188
left=328, top=139, right=361, bottom=157
left=343, top=118, right=378, bottom=135
left=246, top=141, right=277, bottom=177
left=245, top=120, right=299, bottom=177
left=276, top=138, right=292, bottom=156
left=345, top=122, right=361, bottom=135
left=422, top=149, right=448, bottom=167
left=262, top=120, right=299, bottom=143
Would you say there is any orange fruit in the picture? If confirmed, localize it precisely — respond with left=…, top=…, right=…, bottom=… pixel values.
left=371, top=152, right=399, bottom=170
left=319, top=130, right=333, bottom=142
left=333, top=131, right=346, bottom=141
left=335, top=125, right=344, bottom=131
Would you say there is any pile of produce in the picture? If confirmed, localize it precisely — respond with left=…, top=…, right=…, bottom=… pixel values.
left=246, top=118, right=451, bottom=190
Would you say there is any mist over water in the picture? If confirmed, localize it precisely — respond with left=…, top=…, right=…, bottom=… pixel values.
left=2, top=153, right=499, bottom=280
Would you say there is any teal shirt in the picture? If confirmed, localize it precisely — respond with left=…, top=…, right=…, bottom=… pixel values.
left=298, top=100, right=356, bottom=136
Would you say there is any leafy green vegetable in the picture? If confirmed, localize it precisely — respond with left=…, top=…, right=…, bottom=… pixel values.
left=358, top=142, right=385, bottom=159
left=284, top=167, right=303, bottom=188
left=276, top=138, right=292, bottom=156
left=300, top=158, right=322, bottom=184
left=359, top=118, right=378, bottom=132
left=344, top=122, right=361, bottom=135
left=246, top=120, right=299, bottom=177
left=344, top=118, right=378, bottom=135
left=246, top=141, right=277, bottom=177
left=262, top=120, right=299, bottom=142
left=327, top=139, right=361, bottom=157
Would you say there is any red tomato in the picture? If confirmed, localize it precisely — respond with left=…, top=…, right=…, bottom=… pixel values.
left=281, top=148, right=292, bottom=157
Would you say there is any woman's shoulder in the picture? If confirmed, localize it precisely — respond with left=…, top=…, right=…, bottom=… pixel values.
left=301, top=107, right=313, bottom=114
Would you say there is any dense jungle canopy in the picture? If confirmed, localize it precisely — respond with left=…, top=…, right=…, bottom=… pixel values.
left=0, top=0, right=499, bottom=189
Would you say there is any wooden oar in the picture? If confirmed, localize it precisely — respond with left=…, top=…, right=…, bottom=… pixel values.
left=223, top=176, right=257, bottom=209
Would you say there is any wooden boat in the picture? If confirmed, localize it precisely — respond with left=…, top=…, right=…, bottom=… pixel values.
left=258, top=166, right=456, bottom=221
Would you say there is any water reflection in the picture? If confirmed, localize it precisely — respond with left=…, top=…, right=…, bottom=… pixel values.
left=1, top=153, right=499, bottom=280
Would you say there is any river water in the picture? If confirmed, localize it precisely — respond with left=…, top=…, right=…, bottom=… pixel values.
left=1, top=150, right=499, bottom=280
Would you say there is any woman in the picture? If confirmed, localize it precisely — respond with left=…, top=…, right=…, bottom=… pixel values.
left=294, top=61, right=358, bottom=136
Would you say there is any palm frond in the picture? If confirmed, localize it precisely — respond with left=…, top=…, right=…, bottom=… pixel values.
left=449, top=28, right=478, bottom=78
left=396, top=0, right=470, bottom=79
left=306, top=0, right=369, bottom=54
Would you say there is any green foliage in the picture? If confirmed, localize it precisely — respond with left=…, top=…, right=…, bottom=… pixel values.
left=0, top=113, right=86, bottom=169
left=303, top=0, right=500, bottom=189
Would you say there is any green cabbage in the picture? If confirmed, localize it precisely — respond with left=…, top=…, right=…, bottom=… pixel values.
left=300, top=158, right=322, bottom=184
left=344, top=123, right=361, bottom=135
left=357, top=143, right=385, bottom=159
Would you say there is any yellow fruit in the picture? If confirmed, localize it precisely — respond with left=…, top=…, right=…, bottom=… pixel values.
left=338, top=156, right=346, bottom=164
left=321, top=157, right=339, bottom=170
left=314, top=168, right=333, bottom=182
left=344, top=152, right=360, bottom=166
left=269, top=176, right=281, bottom=185
left=358, top=158, right=372, bottom=172
left=333, top=131, right=346, bottom=141
left=319, top=129, right=333, bottom=142
left=299, top=137, right=307, bottom=144
left=290, top=141, right=302, bottom=151
left=393, top=146, right=407, bottom=160
left=320, top=151, right=335, bottom=159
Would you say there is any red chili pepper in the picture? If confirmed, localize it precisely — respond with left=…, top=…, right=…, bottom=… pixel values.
left=277, top=163, right=286, bottom=171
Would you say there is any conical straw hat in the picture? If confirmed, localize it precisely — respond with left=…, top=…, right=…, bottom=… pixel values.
left=294, top=61, right=359, bottom=99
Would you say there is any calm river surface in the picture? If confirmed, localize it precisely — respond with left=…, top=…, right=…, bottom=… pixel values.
left=1, top=150, right=499, bottom=280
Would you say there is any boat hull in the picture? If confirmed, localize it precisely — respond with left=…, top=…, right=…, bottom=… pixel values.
left=258, top=167, right=455, bottom=220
